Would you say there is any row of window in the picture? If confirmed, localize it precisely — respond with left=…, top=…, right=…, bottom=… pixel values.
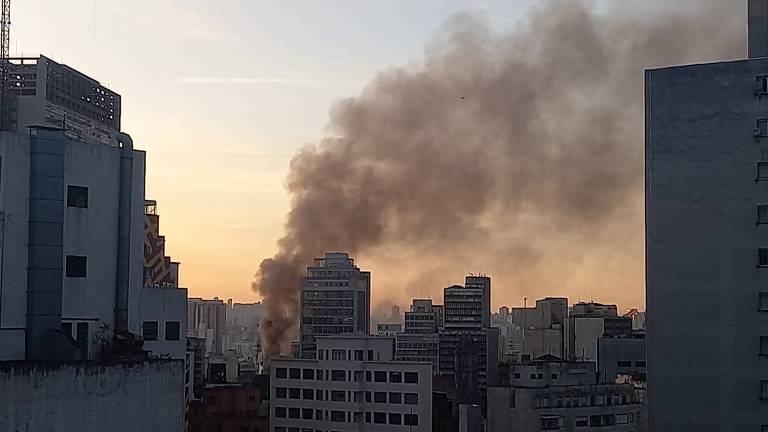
left=142, top=320, right=181, bottom=341
left=274, top=387, right=419, bottom=404
left=616, top=360, right=646, bottom=367
left=541, top=412, right=635, bottom=430
left=528, top=393, right=633, bottom=409
left=274, top=407, right=418, bottom=426
left=275, top=367, right=419, bottom=384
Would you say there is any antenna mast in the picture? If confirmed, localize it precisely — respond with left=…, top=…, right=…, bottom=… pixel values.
left=0, top=0, right=10, bottom=131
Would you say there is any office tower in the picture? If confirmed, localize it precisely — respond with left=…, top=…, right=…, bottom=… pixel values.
left=646, top=2, right=768, bottom=429
left=299, top=252, right=371, bottom=359
left=270, top=335, right=433, bottom=432
left=396, top=299, right=441, bottom=371
left=464, top=275, right=491, bottom=327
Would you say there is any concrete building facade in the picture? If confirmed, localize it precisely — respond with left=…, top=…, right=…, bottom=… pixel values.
left=270, top=335, right=432, bottom=432
left=597, top=333, right=646, bottom=384
left=299, top=252, right=371, bottom=359
left=645, top=2, right=768, bottom=429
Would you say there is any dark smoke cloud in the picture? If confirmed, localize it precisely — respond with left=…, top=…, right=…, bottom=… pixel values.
left=253, top=0, right=744, bottom=356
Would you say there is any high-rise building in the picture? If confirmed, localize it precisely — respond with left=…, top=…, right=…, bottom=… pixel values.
left=299, top=252, right=371, bottom=359
left=3, top=56, right=121, bottom=145
left=396, top=299, right=441, bottom=370
left=464, top=275, right=491, bottom=327
left=645, top=2, right=767, bottom=429
left=188, top=297, right=227, bottom=356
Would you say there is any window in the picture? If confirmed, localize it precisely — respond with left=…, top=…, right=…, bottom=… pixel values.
left=374, top=392, right=387, bottom=403
left=65, top=255, right=87, bottom=277
left=354, top=349, right=364, bottom=360
left=759, top=162, right=768, bottom=181
left=374, top=412, right=386, bottom=424
left=389, top=413, right=402, bottom=425
left=288, top=408, right=300, bottom=419
left=302, top=368, right=315, bottom=380
left=365, top=391, right=371, bottom=402
left=302, top=409, right=313, bottom=420
left=275, top=407, right=286, bottom=418
left=404, top=414, right=418, bottom=426
left=365, top=371, right=372, bottom=382
left=635, top=361, right=646, bottom=367
left=404, top=372, right=419, bottom=383
left=541, top=416, right=562, bottom=430
left=758, top=75, right=768, bottom=94
left=276, top=368, right=287, bottom=378
left=332, top=349, right=346, bottom=360
left=331, top=369, right=346, bottom=381
left=530, top=373, right=537, bottom=379
left=67, top=185, right=88, bottom=208
left=142, top=321, right=158, bottom=341
left=288, top=388, right=300, bottom=399
left=550, top=374, right=558, bottom=380
left=389, top=371, right=402, bottom=383
left=762, top=337, right=768, bottom=356
left=315, top=409, right=323, bottom=421
left=575, top=417, right=588, bottom=427
left=514, top=373, right=521, bottom=379
left=616, top=413, right=630, bottom=425
left=617, top=360, right=632, bottom=367
left=331, top=390, right=345, bottom=402
left=757, top=119, right=768, bottom=137
left=762, top=425, right=768, bottom=432
left=275, top=387, right=287, bottom=399
left=289, top=368, right=301, bottom=379
left=759, top=206, right=768, bottom=225
left=302, top=388, right=313, bottom=400
left=388, top=392, right=401, bottom=404
left=760, top=249, right=768, bottom=267
left=165, top=321, right=180, bottom=341
left=367, top=350, right=374, bottom=361
left=761, top=292, right=768, bottom=311
left=374, top=371, right=387, bottom=382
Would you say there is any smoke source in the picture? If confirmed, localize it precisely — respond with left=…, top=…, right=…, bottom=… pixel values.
left=253, top=0, right=744, bottom=356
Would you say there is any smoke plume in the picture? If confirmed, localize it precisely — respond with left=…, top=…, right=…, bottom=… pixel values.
left=253, top=0, right=744, bottom=356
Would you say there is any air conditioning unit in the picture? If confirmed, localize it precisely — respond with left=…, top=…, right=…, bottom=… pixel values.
left=754, top=128, right=763, bottom=137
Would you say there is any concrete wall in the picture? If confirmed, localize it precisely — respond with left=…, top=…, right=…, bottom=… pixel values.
left=646, top=58, right=768, bottom=431
left=597, top=337, right=646, bottom=384
left=0, top=360, right=185, bottom=432
left=140, top=286, right=188, bottom=360
left=0, top=130, right=147, bottom=361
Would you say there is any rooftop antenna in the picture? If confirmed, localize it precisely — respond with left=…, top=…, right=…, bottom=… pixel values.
left=0, top=0, right=10, bottom=132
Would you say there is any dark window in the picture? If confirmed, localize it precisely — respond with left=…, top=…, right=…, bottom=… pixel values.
left=365, top=412, right=371, bottom=423
left=761, top=380, right=768, bottom=399
left=404, top=392, right=419, bottom=405
left=374, top=371, right=387, bottom=382
left=551, top=374, right=558, bottom=380
left=289, top=368, right=301, bottom=379
left=288, top=388, right=300, bottom=399
left=635, top=361, right=646, bottom=367
left=331, top=411, right=345, bottom=422
left=758, top=75, right=768, bottom=94
left=302, top=408, right=313, bottom=420
left=302, top=368, right=315, bottom=380
left=354, top=349, right=364, bottom=360
left=761, top=292, right=768, bottom=311
left=617, top=360, right=632, bottom=367
left=288, top=408, right=300, bottom=419
left=761, top=336, right=768, bottom=356
left=365, top=391, right=371, bottom=402
left=759, top=249, right=768, bottom=267
left=315, top=389, right=323, bottom=400
left=404, top=414, right=418, bottom=426
left=374, top=392, right=386, bottom=403
left=374, top=412, right=386, bottom=424
left=331, top=390, right=345, bottom=402
left=367, top=350, right=374, bottom=361
left=276, top=368, right=287, bottom=378
left=389, top=392, right=401, bottom=404
left=275, top=407, right=286, bottom=418
left=61, top=322, right=72, bottom=339
left=757, top=119, right=768, bottom=137
left=275, top=387, right=287, bottom=398
left=165, top=321, right=180, bottom=341
left=365, top=371, right=371, bottom=382
left=67, top=185, right=88, bottom=208
left=575, top=417, right=589, bottom=427
left=541, top=416, right=561, bottom=430
left=389, top=371, right=402, bottom=383
left=759, top=162, right=768, bottom=181
left=331, top=369, right=346, bottom=381
left=404, top=372, right=418, bottom=383
left=389, top=413, right=402, bottom=425
left=65, top=255, right=87, bottom=278
left=759, top=205, right=768, bottom=225
left=315, top=409, right=322, bottom=420
left=142, top=321, right=158, bottom=341
left=302, top=388, right=313, bottom=400
left=513, top=373, right=521, bottom=379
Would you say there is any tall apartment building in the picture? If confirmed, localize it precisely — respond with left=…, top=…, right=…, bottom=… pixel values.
left=439, top=276, right=498, bottom=408
left=270, top=335, right=433, bottom=432
left=396, top=299, right=441, bottom=371
left=299, top=252, right=371, bottom=359
left=188, top=297, right=227, bottom=356
left=645, top=2, right=768, bottom=429
left=3, top=56, right=121, bottom=145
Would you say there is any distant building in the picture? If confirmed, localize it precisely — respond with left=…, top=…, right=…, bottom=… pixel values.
left=299, top=252, right=371, bottom=359
left=187, top=375, right=269, bottom=432
left=509, top=298, right=568, bottom=360
left=270, top=335, right=432, bottom=432
left=188, top=297, right=227, bottom=356
left=377, top=323, right=402, bottom=336
left=568, top=302, right=631, bottom=363
left=598, top=332, right=646, bottom=384
left=488, top=358, right=645, bottom=432
left=4, top=56, right=121, bottom=145
left=396, top=299, right=441, bottom=371
left=645, top=2, right=768, bottom=429
left=623, top=309, right=646, bottom=331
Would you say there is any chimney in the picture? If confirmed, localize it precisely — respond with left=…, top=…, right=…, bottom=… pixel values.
left=749, top=0, right=768, bottom=58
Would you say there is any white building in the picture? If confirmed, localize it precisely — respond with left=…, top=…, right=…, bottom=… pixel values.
left=270, top=335, right=432, bottom=432
left=299, top=252, right=371, bottom=359
left=188, top=297, right=227, bottom=356
left=645, top=2, right=768, bottom=429
left=509, top=298, right=568, bottom=361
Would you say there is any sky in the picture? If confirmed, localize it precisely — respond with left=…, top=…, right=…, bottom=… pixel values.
left=14, top=0, right=646, bottom=310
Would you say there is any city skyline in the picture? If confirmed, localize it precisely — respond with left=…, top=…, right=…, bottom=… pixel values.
left=11, top=1, right=738, bottom=312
